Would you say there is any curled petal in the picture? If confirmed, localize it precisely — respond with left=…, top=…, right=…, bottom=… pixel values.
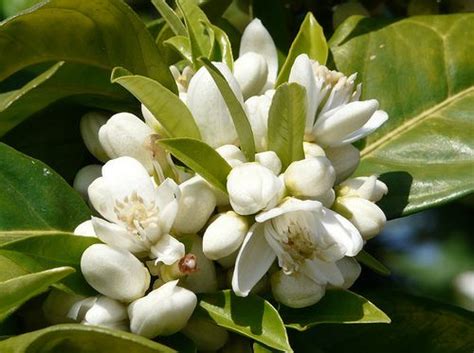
left=150, top=233, right=185, bottom=265
left=339, top=110, right=389, bottom=145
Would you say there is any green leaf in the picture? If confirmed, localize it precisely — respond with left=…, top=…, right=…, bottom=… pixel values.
left=177, top=0, right=215, bottom=67
left=0, top=0, right=176, bottom=92
left=111, top=67, right=201, bottom=140
left=280, top=290, right=390, bottom=331
left=356, top=250, right=391, bottom=276
left=199, top=58, right=256, bottom=161
left=267, top=82, right=306, bottom=169
left=164, top=36, right=193, bottom=63
left=290, top=289, right=474, bottom=353
left=330, top=14, right=474, bottom=218
left=210, top=24, right=234, bottom=70
left=157, top=138, right=231, bottom=192
left=0, top=62, right=134, bottom=136
left=0, top=267, right=74, bottom=321
left=151, top=0, right=187, bottom=36
left=196, top=290, right=292, bottom=352
left=276, top=13, right=328, bottom=86
left=253, top=342, right=280, bottom=353
left=0, top=324, right=176, bottom=353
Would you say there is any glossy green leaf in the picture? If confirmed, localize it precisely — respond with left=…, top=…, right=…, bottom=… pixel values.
left=253, top=342, right=279, bottom=353
left=151, top=0, right=187, bottom=36
left=164, top=36, right=193, bottom=63
left=0, top=62, right=134, bottom=136
left=280, top=290, right=390, bottom=331
left=177, top=0, right=215, bottom=66
left=0, top=324, right=175, bottom=353
left=267, top=82, right=306, bottom=169
left=210, top=24, right=234, bottom=70
left=330, top=14, right=474, bottom=218
left=276, top=13, right=328, bottom=86
left=111, top=67, right=201, bottom=139
left=0, top=0, right=176, bottom=92
left=199, top=58, right=256, bottom=161
left=356, top=250, right=391, bottom=276
left=290, top=289, right=474, bottom=353
left=158, top=138, right=231, bottom=192
left=196, top=290, right=292, bottom=352
left=0, top=267, right=74, bottom=321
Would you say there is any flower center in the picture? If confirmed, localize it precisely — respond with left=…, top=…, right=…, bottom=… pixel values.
left=114, top=191, right=159, bottom=239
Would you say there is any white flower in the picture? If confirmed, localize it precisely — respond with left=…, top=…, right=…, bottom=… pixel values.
left=303, top=142, right=326, bottom=158
left=238, top=18, right=278, bottom=92
left=88, top=157, right=184, bottom=263
left=172, top=176, right=216, bottom=235
left=337, top=175, right=388, bottom=202
left=186, top=62, right=243, bottom=148
left=71, top=296, right=129, bottom=330
left=325, top=144, right=360, bottom=183
left=128, top=280, right=197, bottom=338
left=170, top=65, right=194, bottom=94
left=270, top=270, right=325, bottom=308
left=73, top=164, right=102, bottom=201
left=80, top=112, right=109, bottom=162
left=73, top=220, right=96, bottom=238
left=335, top=197, right=386, bottom=240
left=232, top=197, right=363, bottom=296
left=245, top=93, right=273, bottom=152
left=255, top=151, right=282, bottom=175
left=182, top=317, right=229, bottom=351
left=284, top=157, right=336, bottom=199
left=98, top=112, right=155, bottom=173
left=289, top=54, right=388, bottom=146
left=227, top=162, right=284, bottom=215
left=203, top=211, right=249, bottom=260
left=80, top=244, right=150, bottom=302
left=233, top=52, right=268, bottom=99
left=331, top=257, right=361, bottom=289
left=215, top=144, right=246, bottom=167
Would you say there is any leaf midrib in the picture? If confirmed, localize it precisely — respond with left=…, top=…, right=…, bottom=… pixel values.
left=361, top=86, right=474, bottom=158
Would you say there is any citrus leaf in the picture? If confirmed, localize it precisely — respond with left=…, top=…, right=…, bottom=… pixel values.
left=164, top=36, right=193, bottom=63
left=210, top=24, right=234, bottom=70
left=280, top=290, right=390, bottom=331
left=151, top=0, right=187, bottom=36
left=356, top=250, right=391, bottom=276
left=267, top=82, right=306, bottom=169
left=196, top=290, right=292, bottom=352
left=330, top=14, right=474, bottom=218
left=276, top=12, right=328, bottom=86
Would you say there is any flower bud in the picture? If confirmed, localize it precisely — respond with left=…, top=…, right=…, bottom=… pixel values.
left=80, top=112, right=109, bottom=162
left=73, top=165, right=102, bottom=200
left=216, top=145, right=246, bottom=167
left=172, top=176, right=216, bottom=234
left=303, top=142, right=326, bottom=158
left=233, top=52, right=268, bottom=99
left=227, top=162, right=284, bottom=215
left=43, top=289, right=85, bottom=324
left=325, top=144, right=360, bottom=183
left=182, top=317, right=229, bottom=351
left=128, top=280, right=197, bottom=337
left=284, top=157, right=336, bottom=199
left=73, top=220, right=96, bottom=238
left=245, top=94, right=272, bottom=152
left=337, top=175, right=388, bottom=202
left=82, top=296, right=128, bottom=330
left=319, top=188, right=336, bottom=208
left=333, top=257, right=361, bottom=289
left=203, top=211, right=249, bottom=260
left=179, top=234, right=218, bottom=293
left=335, top=197, right=386, bottom=240
left=81, top=244, right=150, bottom=302
left=270, top=271, right=325, bottom=308
left=255, top=151, right=281, bottom=175
left=98, top=112, right=155, bottom=173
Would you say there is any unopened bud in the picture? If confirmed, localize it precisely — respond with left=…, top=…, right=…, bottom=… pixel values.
left=80, top=112, right=109, bottom=162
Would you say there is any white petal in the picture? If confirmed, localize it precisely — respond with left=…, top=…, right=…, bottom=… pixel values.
left=339, top=110, right=389, bottom=145
left=255, top=151, right=282, bottom=175
left=83, top=296, right=128, bottom=328
left=289, top=54, right=318, bottom=134
left=325, top=144, right=360, bottom=184
left=149, top=234, right=185, bottom=265
left=74, top=220, right=97, bottom=238
left=271, top=270, right=325, bottom=308
left=331, top=257, right=361, bottom=289
left=302, top=258, right=344, bottom=286
left=233, top=52, right=268, bottom=99
left=256, top=197, right=322, bottom=223
left=240, top=18, right=278, bottom=88
left=245, top=94, right=272, bottom=152
left=232, top=224, right=276, bottom=296
left=154, top=178, right=181, bottom=234
left=73, top=165, right=102, bottom=200
left=91, top=217, right=146, bottom=254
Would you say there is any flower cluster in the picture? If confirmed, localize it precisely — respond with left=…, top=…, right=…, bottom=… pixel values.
left=52, top=19, right=388, bottom=347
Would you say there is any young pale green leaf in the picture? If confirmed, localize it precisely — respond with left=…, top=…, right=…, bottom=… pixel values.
left=177, top=0, right=215, bottom=67
left=280, top=290, right=390, bottom=331
left=210, top=24, right=234, bottom=70
left=0, top=267, right=74, bottom=322
left=356, top=250, right=391, bottom=276
left=157, top=138, right=231, bottom=192
left=151, top=0, right=187, bottom=36
left=196, top=290, right=292, bottom=352
left=330, top=14, right=474, bottom=218
left=0, top=324, right=176, bottom=353
left=164, top=36, right=193, bottom=63
left=0, top=0, right=176, bottom=92
left=276, top=13, right=328, bottom=86
left=290, top=289, right=474, bottom=353
left=199, top=58, right=256, bottom=161
left=0, top=63, right=135, bottom=137
left=111, top=67, right=201, bottom=140
left=253, top=342, right=280, bottom=353
left=267, top=83, right=306, bottom=169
